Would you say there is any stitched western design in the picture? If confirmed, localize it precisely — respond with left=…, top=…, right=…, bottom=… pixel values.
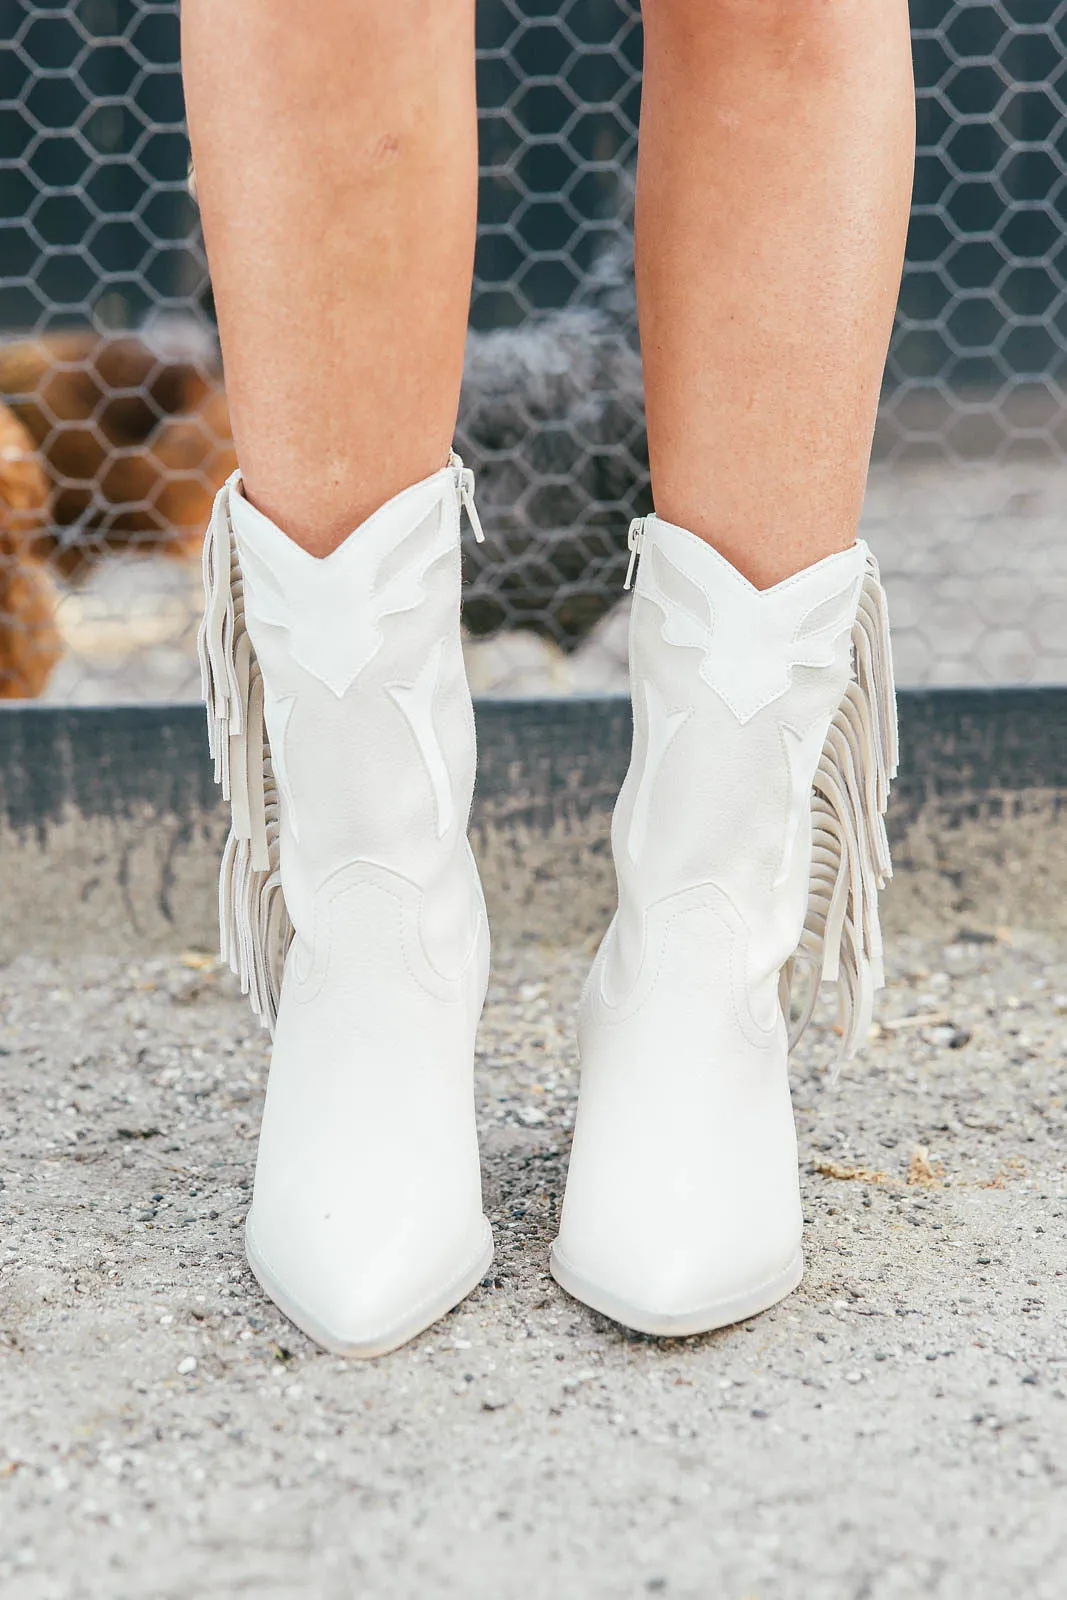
left=626, top=675, right=689, bottom=865
left=387, top=639, right=455, bottom=840
left=639, top=531, right=862, bottom=724
left=595, top=884, right=781, bottom=1044
left=775, top=717, right=833, bottom=890
left=264, top=692, right=298, bottom=842
left=234, top=492, right=455, bottom=699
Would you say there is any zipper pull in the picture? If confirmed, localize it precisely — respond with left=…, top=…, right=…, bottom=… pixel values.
left=624, top=517, right=645, bottom=591
left=448, top=450, right=485, bottom=544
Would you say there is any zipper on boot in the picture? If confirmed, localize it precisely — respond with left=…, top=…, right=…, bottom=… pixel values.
left=624, top=517, right=645, bottom=591
left=448, top=451, right=485, bottom=544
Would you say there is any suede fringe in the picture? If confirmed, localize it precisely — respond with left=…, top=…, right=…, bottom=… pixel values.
left=197, top=476, right=292, bottom=1033
left=781, top=553, right=898, bottom=1062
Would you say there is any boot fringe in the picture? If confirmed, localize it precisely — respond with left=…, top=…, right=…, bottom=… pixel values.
left=782, top=552, right=898, bottom=1062
left=197, top=477, right=292, bottom=1033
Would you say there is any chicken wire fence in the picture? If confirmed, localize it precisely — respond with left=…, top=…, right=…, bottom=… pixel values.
left=0, top=0, right=1065, bottom=702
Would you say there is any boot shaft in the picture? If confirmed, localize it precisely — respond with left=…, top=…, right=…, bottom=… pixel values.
left=604, top=513, right=897, bottom=1055
left=197, top=457, right=487, bottom=1031
left=228, top=467, right=478, bottom=899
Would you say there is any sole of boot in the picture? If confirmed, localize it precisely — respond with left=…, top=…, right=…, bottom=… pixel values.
left=246, top=1216, right=495, bottom=1359
left=548, top=1242, right=804, bottom=1338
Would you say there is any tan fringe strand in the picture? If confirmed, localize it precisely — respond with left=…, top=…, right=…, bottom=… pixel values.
left=782, top=551, right=899, bottom=1062
left=197, top=474, right=292, bottom=1034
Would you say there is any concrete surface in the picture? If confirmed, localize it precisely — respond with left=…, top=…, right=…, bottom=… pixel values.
left=1, top=925, right=1065, bottom=1599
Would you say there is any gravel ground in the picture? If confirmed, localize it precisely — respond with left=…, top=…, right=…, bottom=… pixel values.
left=1, top=926, right=1065, bottom=1598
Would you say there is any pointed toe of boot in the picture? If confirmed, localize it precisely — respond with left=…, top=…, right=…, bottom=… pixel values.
left=551, top=1144, right=804, bottom=1336
left=552, top=991, right=805, bottom=1337
left=245, top=958, right=493, bottom=1357
left=246, top=1210, right=494, bottom=1359
left=550, top=1232, right=803, bottom=1339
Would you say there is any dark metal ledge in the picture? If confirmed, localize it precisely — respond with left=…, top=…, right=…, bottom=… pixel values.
left=1, top=690, right=1065, bottom=956
left=1, top=689, right=1066, bottom=834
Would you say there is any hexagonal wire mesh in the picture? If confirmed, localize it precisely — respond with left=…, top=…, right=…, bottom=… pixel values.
left=0, top=0, right=1064, bottom=702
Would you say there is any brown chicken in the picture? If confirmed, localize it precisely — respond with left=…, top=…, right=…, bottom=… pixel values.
left=0, top=402, right=62, bottom=699
left=0, top=330, right=236, bottom=581
left=0, top=330, right=236, bottom=697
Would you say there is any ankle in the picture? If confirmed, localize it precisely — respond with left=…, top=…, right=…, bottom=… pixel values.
left=647, top=500, right=859, bottom=590
left=237, top=441, right=455, bottom=557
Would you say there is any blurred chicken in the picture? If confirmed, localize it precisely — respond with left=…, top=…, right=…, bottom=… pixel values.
left=0, top=402, right=62, bottom=698
left=0, top=331, right=236, bottom=581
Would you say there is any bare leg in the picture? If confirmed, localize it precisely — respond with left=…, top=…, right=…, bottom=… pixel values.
left=182, top=0, right=477, bottom=555
left=636, top=0, right=914, bottom=587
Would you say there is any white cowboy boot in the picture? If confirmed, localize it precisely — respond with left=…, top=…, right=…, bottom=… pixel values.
left=551, top=513, right=897, bottom=1336
left=198, top=457, right=493, bottom=1357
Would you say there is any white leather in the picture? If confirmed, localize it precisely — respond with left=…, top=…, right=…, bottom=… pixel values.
left=552, top=515, right=875, bottom=1335
left=225, top=466, right=492, bottom=1356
